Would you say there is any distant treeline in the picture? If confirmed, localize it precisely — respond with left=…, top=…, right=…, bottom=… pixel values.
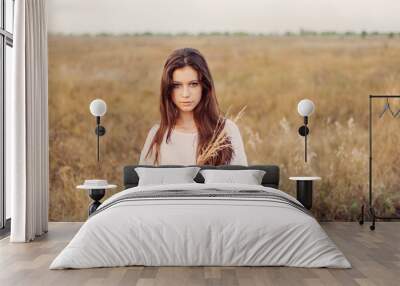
left=49, top=30, right=400, bottom=38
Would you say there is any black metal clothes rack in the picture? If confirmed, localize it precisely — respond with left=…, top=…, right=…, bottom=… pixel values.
left=358, top=95, right=400, bottom=230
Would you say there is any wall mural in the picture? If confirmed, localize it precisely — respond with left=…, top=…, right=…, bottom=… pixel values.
left=48, top=2, right=400, bottom=221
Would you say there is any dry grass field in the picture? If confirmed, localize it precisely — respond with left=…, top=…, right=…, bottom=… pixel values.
left=48, top=35, right=400, bottom=221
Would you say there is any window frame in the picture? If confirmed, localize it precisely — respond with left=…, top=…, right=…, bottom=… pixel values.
left=0, top=0, right=14, bottom=235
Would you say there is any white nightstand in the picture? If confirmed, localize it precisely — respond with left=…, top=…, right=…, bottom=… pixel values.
left=77, top=180, right=117, bottom=215
left=289, top=176, right=321, bottom=210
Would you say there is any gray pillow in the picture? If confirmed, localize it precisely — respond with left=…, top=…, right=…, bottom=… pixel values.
left=135, top=167, right=201, bottom=186
left=200, top=169, right=266, bottom=185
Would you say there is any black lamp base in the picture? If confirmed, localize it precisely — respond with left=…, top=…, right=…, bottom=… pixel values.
left=95, top=125, right=106, bottom=136
left=298, top=126, right=309, bottom=136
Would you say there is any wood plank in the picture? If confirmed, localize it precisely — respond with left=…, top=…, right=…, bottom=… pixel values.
left=0, top=222, right=399, bottom=286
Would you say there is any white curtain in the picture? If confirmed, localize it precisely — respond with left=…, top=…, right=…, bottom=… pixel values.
left=7, top=0, right=49, bottom=242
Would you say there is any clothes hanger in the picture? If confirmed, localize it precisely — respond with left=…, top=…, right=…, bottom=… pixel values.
left=379, top=97, right=397, bottom=118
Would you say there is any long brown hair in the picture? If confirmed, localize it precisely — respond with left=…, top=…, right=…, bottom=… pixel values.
left=145, top=48, right=234, bottom=165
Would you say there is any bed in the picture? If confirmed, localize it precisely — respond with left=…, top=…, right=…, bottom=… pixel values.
left=50, top=165, right=351, bottom=269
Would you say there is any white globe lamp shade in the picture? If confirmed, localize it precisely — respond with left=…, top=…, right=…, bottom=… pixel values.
left=297, top=99, right=315, bottom=117
left=90, top=99, right=107, bottom=117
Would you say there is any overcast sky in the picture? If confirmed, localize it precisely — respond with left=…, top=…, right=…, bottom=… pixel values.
left=48, top=0, right=400, bottom=34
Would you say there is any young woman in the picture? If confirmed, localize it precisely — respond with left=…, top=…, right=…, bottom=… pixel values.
left=139, top=48, right=248, bottom=166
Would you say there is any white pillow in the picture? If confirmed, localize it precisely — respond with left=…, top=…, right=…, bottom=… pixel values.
left=135, top=167, right=201, bottom=186
left=200, top=169, right=266, bottom=185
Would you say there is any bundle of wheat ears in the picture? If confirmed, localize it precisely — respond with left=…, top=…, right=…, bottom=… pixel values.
left=197, top=106, right=247, bottom=165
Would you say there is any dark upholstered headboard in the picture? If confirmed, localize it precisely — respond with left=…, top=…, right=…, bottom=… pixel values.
left=123, top=165, right=280, bottom=189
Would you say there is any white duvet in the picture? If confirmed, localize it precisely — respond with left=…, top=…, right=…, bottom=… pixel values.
left=50, top=183, right=351, bottom=269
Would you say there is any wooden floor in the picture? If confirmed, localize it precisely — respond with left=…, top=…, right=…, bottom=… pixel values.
left=0, top=222, right=399, bottom=286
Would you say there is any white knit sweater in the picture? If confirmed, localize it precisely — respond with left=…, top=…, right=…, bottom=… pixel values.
left=139, top=119, right=248, bottom=166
